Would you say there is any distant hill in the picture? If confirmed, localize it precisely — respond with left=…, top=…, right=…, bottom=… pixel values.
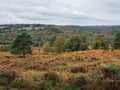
left=0, top=24, right=120, bottom=46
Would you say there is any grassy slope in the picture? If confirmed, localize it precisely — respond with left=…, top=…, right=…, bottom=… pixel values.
left=0, top=50, right=120, bottom=87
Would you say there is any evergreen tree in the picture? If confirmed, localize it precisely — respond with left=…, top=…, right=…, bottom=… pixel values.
left=10, top=32, right=32, bottom=58
left=113, top=32, right=120, bottom=50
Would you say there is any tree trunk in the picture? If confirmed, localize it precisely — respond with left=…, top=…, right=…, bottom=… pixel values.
left=23, top=53, right=26, bottom=58
left=23, top=48, right=26, bottom=58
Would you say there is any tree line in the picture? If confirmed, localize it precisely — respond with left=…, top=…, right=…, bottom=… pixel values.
left=0, top=32, right=120, bottom=58
left=43, top=32, right=120, bottom=53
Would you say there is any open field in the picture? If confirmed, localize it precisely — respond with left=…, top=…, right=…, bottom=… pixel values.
left=1, top=0, right=120, bottom=89
left=0, top=49, right=120, bottom=90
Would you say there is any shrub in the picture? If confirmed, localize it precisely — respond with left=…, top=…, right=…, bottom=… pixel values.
left=71, top=66, right=86, bottom=73
left=33, top=74, right=41, bottom=81
left=0, top=69, right=16, bottom=86
left=38, top=72, right=61, bottom=90
left=71, top=74, right=87, bottom=89
left=90, top=71, right=104, bottom=86
left=102, top=79, right=120, bottom=90
left=0, top=45, right=10, bottom=52
left=103, top=80, right=113, bottom=90
left=43, top=44, right=55, bottom=53
left=40, top=80, right=55, bottom=90
left=101, top=64, right=119, bottom=77
left=43, top=72, right=61, bottom=84
left=31, top=82, right=41, bottom=90
left=10, top=77, right=24, bottom=89
left=62, top=84, right=72, bottom=90
left=0, top=69, right=26, bottom=90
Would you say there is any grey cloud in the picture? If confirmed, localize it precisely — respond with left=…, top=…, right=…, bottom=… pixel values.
left=0, top=0, right=120, bottom=25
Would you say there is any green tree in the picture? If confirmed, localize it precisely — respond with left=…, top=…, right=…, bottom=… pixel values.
left=33, top=37, right=43, bottom=47
left=54, top=37, right=65, bottom=53
left=49, top=36, right=56, bottom=47
left=10, top=32, right=32, bottom=58
left=43, top=44, right=55, bottom=53
left=65, top=35, right=81, bottom=52
left=93, top=34, right=109, bottom=50
left=113, top=32, right=120, bottom=50
left=80, top=35, right=88, bottom=50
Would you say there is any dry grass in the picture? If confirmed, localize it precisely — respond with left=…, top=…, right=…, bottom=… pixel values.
left=0, top=49, right=120, bottom=89
left=0, top=50, right=120, bottom=78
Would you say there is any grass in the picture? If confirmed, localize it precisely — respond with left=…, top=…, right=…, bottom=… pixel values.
left=0, top=49, right=120, bottom=89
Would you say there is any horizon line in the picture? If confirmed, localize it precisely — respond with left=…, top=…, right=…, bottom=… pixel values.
left=0, top=23, right=120, bottom=27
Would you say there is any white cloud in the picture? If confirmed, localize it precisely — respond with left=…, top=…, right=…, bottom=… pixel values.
left=0, top=0, right=120, bottom=25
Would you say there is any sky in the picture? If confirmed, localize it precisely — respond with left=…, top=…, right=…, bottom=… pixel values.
left=0, top=0, right=120, bottom=25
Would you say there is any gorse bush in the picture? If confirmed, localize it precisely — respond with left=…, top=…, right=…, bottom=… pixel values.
left=0, top=68, right=26, bottom=90
left=71, top=74, right=87, bottom=89
left=0, top=68, right=19, bottom=89
left=0, top=45, right=10, bottom=52
left=33, top=74, right=41, bottom=81
left=89, top=69, right=104, bottom=87
left=36, top=72, right=62, bottom=90
left=0, top=65, right=120, bottom=90
left=102, top=64, right=119, bottom=77
left=0, top=69, right=16, bottom=85
left=10, top=77, right=24, bottom=89
left=40, top=80, right=55, bottom=90
left=62, top=84, right=72, bottom=90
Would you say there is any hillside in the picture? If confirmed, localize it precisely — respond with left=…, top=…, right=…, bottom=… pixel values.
left=0, top=49, right=120, bottom=89
left=0, top=24, right=120, bottom=46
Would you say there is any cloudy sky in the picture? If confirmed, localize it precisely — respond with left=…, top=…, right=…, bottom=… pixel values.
left=0, top=0, right=120, bottom=25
